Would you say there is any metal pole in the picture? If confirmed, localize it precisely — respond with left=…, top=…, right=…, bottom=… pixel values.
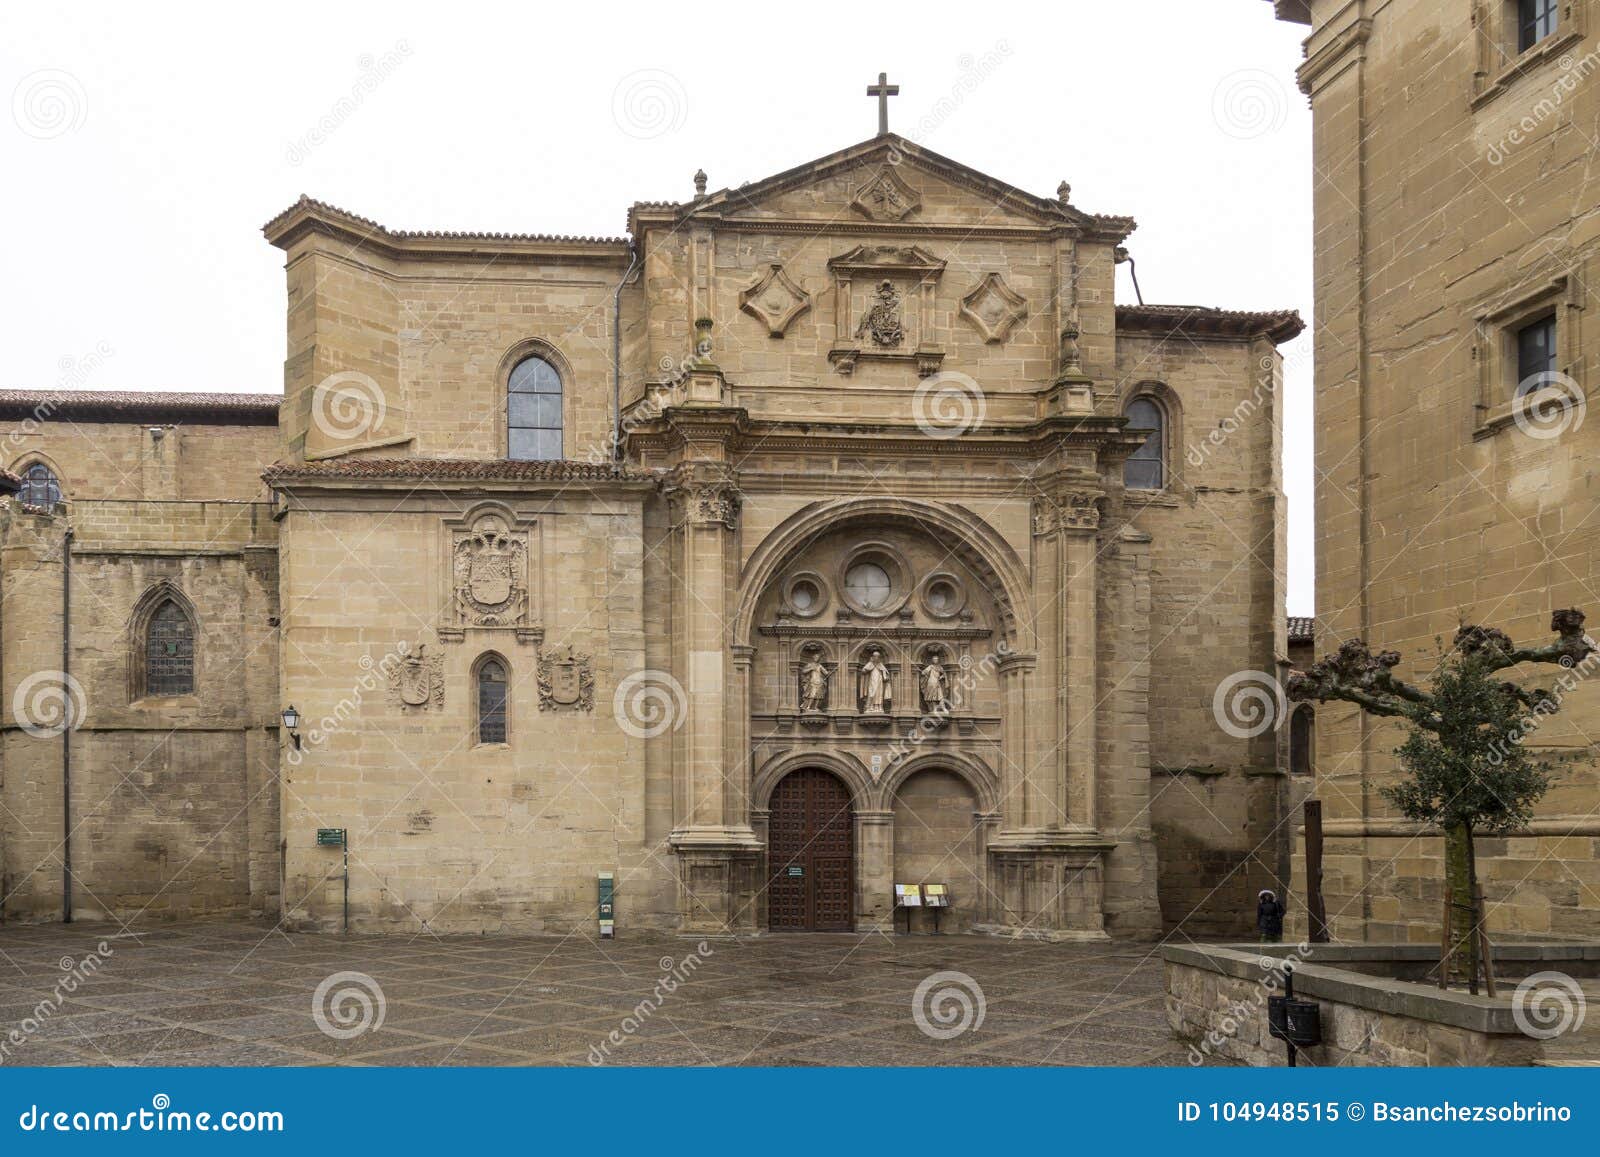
left=342, top=830, right=349, bottom=934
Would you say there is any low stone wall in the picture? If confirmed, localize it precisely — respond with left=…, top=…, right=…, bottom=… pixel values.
left=1164, top=942, right=1600, bottom=1066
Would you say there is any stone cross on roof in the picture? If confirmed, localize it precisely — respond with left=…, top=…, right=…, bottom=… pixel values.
left=866, top=72, right=899, bottom=136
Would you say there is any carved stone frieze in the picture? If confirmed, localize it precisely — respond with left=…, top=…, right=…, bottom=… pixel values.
left=538, top=643, right=595, bottom=713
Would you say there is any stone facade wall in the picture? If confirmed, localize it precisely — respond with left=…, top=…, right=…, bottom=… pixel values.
left=274, top=489, right=663, bottom=933
left=1115, top=334, right=1290, bottom=935
left=1286, top=0, right=1600, bottom=944
left=5, top=132, right=1297, bottom=938
left=0, top=421, right=279, bottom=924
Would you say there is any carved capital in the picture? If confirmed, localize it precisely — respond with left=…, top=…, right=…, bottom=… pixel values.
left=665, top=464, right=742, bottom=531
left=1032, top=491, right=1102, bottom=536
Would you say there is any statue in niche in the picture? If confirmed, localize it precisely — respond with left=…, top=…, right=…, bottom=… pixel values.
left=858, top=648, right=893, bottom=715
left=855, top=280, right=904, bottom=348
left=920, top=648, right=952, bottom=715
left=798, top=649, right=831, bottom=713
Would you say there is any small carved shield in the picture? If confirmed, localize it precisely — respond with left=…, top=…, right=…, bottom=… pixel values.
left=547, top=660, right=581, bottom=706
left=398, top=659, right=431, bottom=706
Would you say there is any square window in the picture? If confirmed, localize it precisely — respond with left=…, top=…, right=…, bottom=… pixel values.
left=1515, top=313, right=1557, bottom=393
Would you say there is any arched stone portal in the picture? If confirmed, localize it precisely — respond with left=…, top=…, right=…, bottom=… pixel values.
left=765, top=769, right=855, bottom=931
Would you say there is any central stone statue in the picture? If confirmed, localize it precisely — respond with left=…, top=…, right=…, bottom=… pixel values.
left=858, top=648, right=893, bottom=714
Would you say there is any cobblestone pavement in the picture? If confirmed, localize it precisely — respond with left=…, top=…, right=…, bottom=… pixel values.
left=0, top=920, right=1187, bottom=1067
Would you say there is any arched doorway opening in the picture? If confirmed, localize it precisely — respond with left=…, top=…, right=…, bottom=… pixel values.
left=766, top=769, right=854, bottom=931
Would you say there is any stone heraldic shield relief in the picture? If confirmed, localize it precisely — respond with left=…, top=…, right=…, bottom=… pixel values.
left=538, top=644, right=595, bottom=713
left=387, top=643, right=445, bottom=712
left=441, top=505, right=541, bottom=644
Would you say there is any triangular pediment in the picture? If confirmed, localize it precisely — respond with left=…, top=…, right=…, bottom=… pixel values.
left=647, top=135, right=1133, bottom=239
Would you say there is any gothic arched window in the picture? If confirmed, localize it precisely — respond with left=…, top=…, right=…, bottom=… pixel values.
left=17, top=463, right=62, bottom=509
left=1123, top=396, right=1166, bottom=490
left=477, top=655, right=508, bottom=744
left=145, top=600, right=195, bottom=696
left=508, top=354, right=563, bottom=461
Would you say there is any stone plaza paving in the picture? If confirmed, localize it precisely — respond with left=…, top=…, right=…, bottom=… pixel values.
left=0, top=920, right=1189, bottom=1067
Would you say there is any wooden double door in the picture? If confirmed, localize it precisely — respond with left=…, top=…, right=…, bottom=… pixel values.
left=766, top=769, right=854, bottom=931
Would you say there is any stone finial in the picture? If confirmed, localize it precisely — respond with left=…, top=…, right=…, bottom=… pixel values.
left=693, top=169, right=708, bottom=197
left=1056, top=181, right=1071, bottom=204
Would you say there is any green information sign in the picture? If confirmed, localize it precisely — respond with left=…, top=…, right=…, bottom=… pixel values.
left=317, top=828, right=346, bottom=847
left=787, top=865, right=804, bottom=877
left=597, top=871, right=615, bottom=939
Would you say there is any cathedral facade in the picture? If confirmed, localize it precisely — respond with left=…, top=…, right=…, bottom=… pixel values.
left=0, top=130, right=1300, bottom=938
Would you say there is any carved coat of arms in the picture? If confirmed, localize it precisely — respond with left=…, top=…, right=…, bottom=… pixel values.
left=538, top=643, right=595, bottom=713
left=387, top=643, right=444, bottom=711
left=855, top=280, right=904, bottom=347
left=449, top=512, right=530, bottom=633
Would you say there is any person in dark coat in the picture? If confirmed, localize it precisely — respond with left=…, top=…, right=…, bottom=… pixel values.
left=1256, top=889, right=1286, bottom=943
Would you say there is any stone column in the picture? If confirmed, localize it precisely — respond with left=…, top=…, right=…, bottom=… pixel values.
left=854, top=809, right=894, bottom=932
left=662, top=433, right=760, bottom=935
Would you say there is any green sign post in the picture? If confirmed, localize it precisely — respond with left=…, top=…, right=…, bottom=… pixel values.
left=317, top=828, right=349, bottom=932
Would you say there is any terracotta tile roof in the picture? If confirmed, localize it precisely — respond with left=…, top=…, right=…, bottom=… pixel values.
left=0, top=468, right=19, bottom=493
left=263, top=195, right=631, bottom=251
left=0, top=389, right=280, bottom=424
left=1287, top=616, right=1315, bottom=643
left=263, top=457, right=658, bottom=485
left=1116, top=304, right=1305, bottom=344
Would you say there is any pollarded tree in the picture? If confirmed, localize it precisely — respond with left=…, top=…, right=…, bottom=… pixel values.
left=1286, top=610, right=1595, bottom=984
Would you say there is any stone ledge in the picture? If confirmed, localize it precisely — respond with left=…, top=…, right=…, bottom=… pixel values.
left=1162, top=942, right=1568, bottom=1035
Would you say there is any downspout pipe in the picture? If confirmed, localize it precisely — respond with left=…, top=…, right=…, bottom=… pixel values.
left=612, top=245, right=642, bottom=464
left=61, top=525, right=73, bottom=923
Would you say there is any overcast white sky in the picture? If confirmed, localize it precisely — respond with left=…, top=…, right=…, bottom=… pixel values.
left=1, top=1, right=1314, bottom=613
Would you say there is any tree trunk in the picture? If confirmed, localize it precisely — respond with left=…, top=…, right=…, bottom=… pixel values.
left=1442, top=821, right=1478, bottom=987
